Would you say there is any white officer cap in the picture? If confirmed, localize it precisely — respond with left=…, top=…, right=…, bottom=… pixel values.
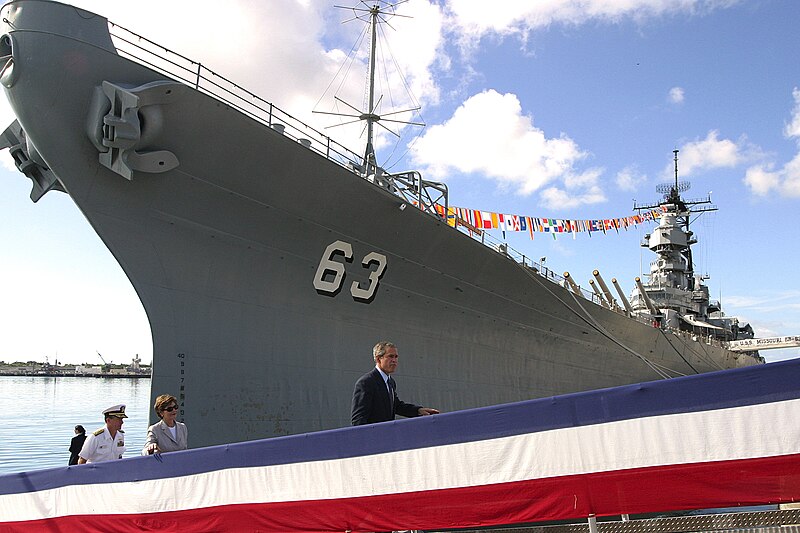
left=102, top=404, right=128, bottom=418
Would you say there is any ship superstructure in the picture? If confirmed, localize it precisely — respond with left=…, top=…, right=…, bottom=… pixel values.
left=631, top=151, right=754, bottom=343
left=0, top=1, right=761, bottom=448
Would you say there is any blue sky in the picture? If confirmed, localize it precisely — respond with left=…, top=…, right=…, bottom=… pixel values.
left=1, top=0, right=798, bottom=365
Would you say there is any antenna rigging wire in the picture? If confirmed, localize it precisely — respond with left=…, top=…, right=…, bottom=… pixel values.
left=372, top=18, right=425, bottom=170
left=515, top=262, right=687, bottom=380
left=313, top=21, right=369, bottom=113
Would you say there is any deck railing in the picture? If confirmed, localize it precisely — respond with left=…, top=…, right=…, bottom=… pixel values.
left=104, top=20, right=660, bottom=321
left=106, top=21, right=603, bottom=301
left=104, top=20, right=753, bottom=354
left=108, top=22, right=363, bottom=172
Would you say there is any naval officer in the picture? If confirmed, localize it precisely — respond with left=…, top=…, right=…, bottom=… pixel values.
left=77, top=404, right=127, bottom=464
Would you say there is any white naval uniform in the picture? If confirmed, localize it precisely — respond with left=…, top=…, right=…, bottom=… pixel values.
left=79, top=426, right=126, bottom=463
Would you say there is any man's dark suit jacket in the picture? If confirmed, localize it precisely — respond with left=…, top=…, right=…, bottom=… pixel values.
left=351, top=367, right=421, bottom=425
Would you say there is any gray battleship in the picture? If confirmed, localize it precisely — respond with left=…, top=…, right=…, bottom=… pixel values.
left=0, top=1, right=761, bottom=448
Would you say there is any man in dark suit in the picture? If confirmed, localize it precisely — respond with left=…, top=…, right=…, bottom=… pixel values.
left=352, top=341, right=439, bottom=425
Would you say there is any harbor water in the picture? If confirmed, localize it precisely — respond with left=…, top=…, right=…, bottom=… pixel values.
left=0, top=376, right=150, bottom=475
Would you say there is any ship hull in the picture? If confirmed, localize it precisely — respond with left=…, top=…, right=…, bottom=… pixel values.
left=0, top=1, right=759, bottom=447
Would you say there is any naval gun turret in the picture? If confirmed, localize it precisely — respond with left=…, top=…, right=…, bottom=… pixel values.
left=630, top=151, right=751, bottom=342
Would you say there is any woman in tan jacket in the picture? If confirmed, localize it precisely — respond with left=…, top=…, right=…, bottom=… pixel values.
left=142, top=394, right=188, bottom=455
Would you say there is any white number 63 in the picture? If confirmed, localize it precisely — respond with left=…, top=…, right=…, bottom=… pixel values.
left=313, top=240, right=387, bottom=301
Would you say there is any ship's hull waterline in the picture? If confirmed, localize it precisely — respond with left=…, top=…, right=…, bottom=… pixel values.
left=0, top=2, right=758, bottom=447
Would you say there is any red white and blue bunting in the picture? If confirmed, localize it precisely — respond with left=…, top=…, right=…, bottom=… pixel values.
left=1, top=359, right=798, bottom=532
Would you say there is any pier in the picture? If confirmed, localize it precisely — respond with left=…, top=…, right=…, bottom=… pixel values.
left=0, top=358, right=151, bottom=378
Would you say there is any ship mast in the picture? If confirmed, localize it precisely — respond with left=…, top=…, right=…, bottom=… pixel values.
left=313, top=2, right=448, bottom=221
left=314, top=1, right=424, bottom=178
left=673, top=149, right=679, bottom=188
left=362, top=3, right=380, bottom=176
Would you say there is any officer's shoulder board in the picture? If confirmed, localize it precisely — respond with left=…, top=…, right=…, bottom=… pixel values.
left=93, top=427, right=105, bottom=436
left=119, top=429, right=125, bottom=434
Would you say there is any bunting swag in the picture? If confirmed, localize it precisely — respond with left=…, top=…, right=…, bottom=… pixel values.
left=439, top=205, right=667, bottom=238
left=1, top=360, right=799, bottom=532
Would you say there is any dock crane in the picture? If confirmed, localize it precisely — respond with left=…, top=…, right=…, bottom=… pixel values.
left=96, top=351, right=111, bottom=373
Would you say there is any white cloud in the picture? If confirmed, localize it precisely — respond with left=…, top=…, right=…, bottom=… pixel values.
left=540, top=180, right=606, bottom=210
left=389, top=0, right=446, bottom=108
left=725, top=290, right=800, bottom=311
left=744, top=89, right=800, bottom=197
left=616, top=166, right=647, bottom=191
left=410, top=89, right=601, bottom=203
left=782, top=153, right=800, bottom=195
left=668, top=86, right=685, bottom=104
left=744, top=164, right=781, bottom=196
left=65, top=1, right=332, bottom=117
left=784, top=87, right=800, bottom=139
left=446, top=0, right=742, bottom=43
left=745, top=154, right=800, bottom=198
left=677, top=130, right=742, bottom=175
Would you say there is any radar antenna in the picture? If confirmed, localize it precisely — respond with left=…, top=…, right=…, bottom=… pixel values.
left=313, top=1, right=425, bottom=177
left=654, top=150, right=691, bottom=204
left=633, top=150, right=716, bottom=215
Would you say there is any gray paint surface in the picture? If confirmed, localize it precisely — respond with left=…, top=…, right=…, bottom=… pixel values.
left=0, top=1, right=759, bottom=448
